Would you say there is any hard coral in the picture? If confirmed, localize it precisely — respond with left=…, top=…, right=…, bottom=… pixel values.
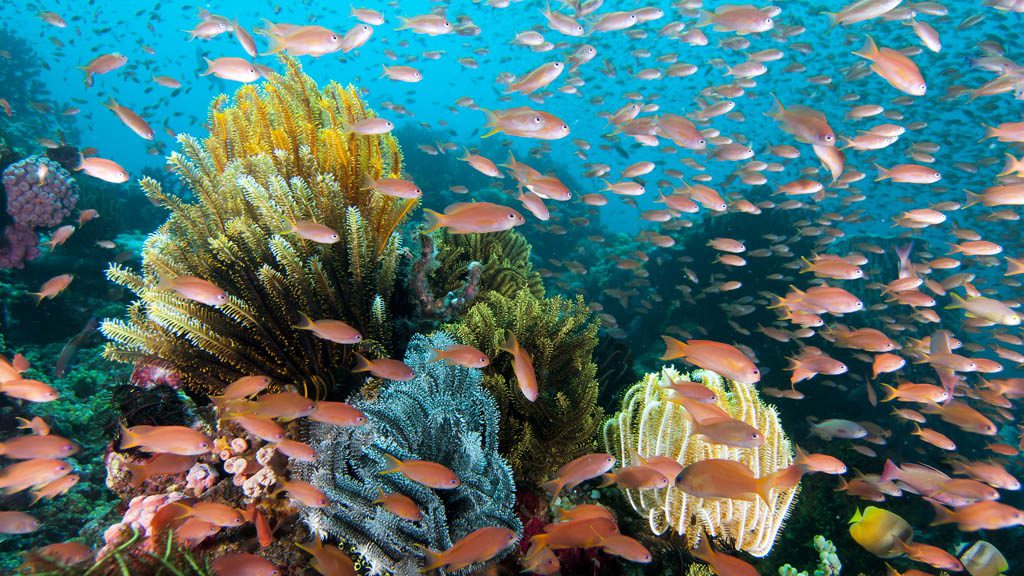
left=3, top=155, right=78, bottom=228
left=602, top=368, right=799, bottom=557
left=101, top=57, right=415, bottom=400
left=0, top=155, right=78, bottom=268
left=444, top=289, right=603, bottom=485
left=294, top=332, right=520, bottom=576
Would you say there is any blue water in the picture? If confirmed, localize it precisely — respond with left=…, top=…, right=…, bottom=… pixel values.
left=5, top=0, right=1017, bottom=239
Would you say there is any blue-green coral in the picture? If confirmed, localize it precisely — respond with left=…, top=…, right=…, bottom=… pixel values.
left=778, top=535, right=842, bottom=576
left=294, top=332, right=520, bottom=575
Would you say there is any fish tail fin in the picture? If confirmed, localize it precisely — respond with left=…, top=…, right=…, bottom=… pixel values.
left=597, top=473, right=615, bottom=488
left=996, top=153, right=1018, bottom=177
left=834, top=475, right=849, bottom=492
left=351, top=352, right=371, bottom=373
left=928, top=499, right=956, bottom=526
left=944, top=291, right=967, bottom=310
left=422, top=208, right=445, bottom=233
left=126, top=461, right=146, bottom=488
left=765, top=92, right=783, bottom=119
left=798, top=255, right=815, bottom=273
left=379, top=452, right=403, bottom=475
left=853, top=34, right=879, bottom=60
left=103, top=97, right=117, bottom=110
left=427, top=348, right=445, bottom=363
left=821, top=11, right=839, bottom=30
left=880, top=459, right=900, bottom=483
left=691, top=533, right=715, bottom=562
left=695, top=10, right=713, bottom=28
left=873, top=163, right=890, bottom=181
left=480, top=109, right=501, bottom=138
left=964, top=188, right=984, bottom=208
left=293, top=311, right=314, bottom=331
left=413, top=542, right=447, bottom=573
left=200, top=57, right=216, bottom=76
left=497, top=332, right=519, bottom=354
left=394, top=16, right=411, bottom=32
left=978, top=124, right=996, bottom=142
left=754, top=474, right=774, bottom=505
left=258, top=32, right=287, bottom=56
left=29, top=292, right=45, bottom=306
left=849, top=507, right=862, bottom=523
left=880, top=383, right=899, bottom=402
left=540, top=477, right=566, bottom=500
left=118, top=423, right=140, bottom=450
left=659, top=335, right=687, bottom=360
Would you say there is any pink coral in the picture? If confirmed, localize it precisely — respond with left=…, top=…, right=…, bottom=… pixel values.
left=0, top=155, right=79, bottom=268
left=130, top=362, right=183, bottom=389
left=98, top=492, right=184, bottom=556
left=185, top=463, right=217, bottom=497
left=0, top=223, right=40, bottom=269
left=3, top=156, right=78, bottom=228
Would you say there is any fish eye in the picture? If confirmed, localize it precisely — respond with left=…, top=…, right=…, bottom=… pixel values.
left=561, top=124, right=569, bottom=130
left=533, top=116, right=543, bottom=123
left=508, top=213, right=517, bottom=219
left=699, top=139, right=706, bottom=145
left=825, top=134, right=834, bottom=141
left=354, top=335, right=362, bottom=341
left=331, top=35, right=339, bottom=41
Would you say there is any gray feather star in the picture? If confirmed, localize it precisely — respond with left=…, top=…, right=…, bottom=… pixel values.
left=293, top=332, right=521, bottom=575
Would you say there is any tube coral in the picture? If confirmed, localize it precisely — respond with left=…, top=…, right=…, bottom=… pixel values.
left=602, top=367, right=798, bottom=557
left=293, top=332, right=520, bottom=575
left=100, top=57, right=415, bottom=399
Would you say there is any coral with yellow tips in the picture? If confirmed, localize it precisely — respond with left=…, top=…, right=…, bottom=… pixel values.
left=101, top=57, right=415, bottom=399
left=602, top=367, right=798, bottom=557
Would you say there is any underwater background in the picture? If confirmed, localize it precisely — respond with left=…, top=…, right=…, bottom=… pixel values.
left=0, top=0, right=1022, bottom=574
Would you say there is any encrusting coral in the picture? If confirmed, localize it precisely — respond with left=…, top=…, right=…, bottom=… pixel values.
left=444, top=289, right=603, bottom=485
left=293, top=332, right=521, bottom=576
left=602, top=367, right=798, bottom=557
left=100, top=57, right=416, bottom=399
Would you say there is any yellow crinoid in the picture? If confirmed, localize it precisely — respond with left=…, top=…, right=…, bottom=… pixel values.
left=602, top=367, right=798, bottom=557
left=102, top=57, right=415, bottom=399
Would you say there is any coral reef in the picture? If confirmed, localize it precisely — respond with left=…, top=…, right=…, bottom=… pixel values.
left=294, top=332, right=520, bottom=575
left=444, top=289, right=603, bottom=485
left=100, top=57, right=416, bottom=400
left=1, top=155, right=79, bottom=268
left=602, top=367, right=799, bottom=557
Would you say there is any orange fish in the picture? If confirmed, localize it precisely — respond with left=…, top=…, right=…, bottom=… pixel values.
left=308, top=401, right=367, bottom=427
left=351, top=352, right=415, bottom=381
left=119, top=424, right=212, bottom=455
left=930, top=500, right=1024, bottom=531
left=296, top=537, right=355, bottom=576
left=372, top=488, right=422, bottom=521
left=541, top=453, right=616, bottom=499
left=210, top=553, right=280, bottom=576
left=0, top=458, right=72, bottom=494
left=0, top=510, right=40, bottom=534
left=380, top=453, right=460, bottom=489
left=294, top=313, right=362, bottom=344
left=497, top=333, right=538, bottom=401
left=676, top=459, right=777, bottom=504
left=853, top=35, right=927, bottom=96
left=155, top=271, right=226, bottom=306
left=104, top=98, right=154, bottom=140
left=0, top=434, right=77, bottom=459
left=419, top=527, right=517, bottom=572
left=428, top=345, right=490, bottom=368
left=423, top=202, right=525, bottom=234
left=691, top=533, right=759, bottom=576
left=660, top=336, right=760, bottom=385
left=30, top=274, right=73, bottom=304
left=0, top=378, right=59, bottom=402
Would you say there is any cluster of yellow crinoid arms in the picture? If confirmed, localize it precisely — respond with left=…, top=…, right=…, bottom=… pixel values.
left=102, top=57, right=415, bottom=400
left=602, top=367, right=799, bottom=557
